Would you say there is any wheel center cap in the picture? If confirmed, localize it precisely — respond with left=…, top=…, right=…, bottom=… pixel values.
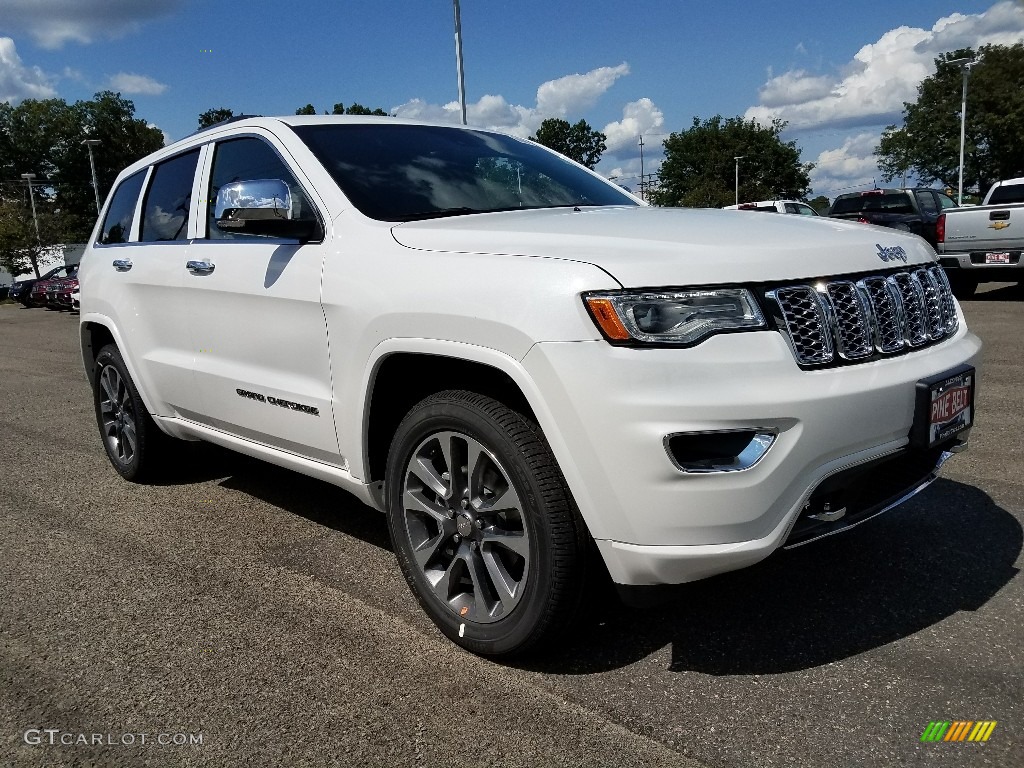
left=456, top=513, right=475, bottom=538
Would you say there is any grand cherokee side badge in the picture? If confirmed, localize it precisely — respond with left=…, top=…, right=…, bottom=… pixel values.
left=876, top=244, right=908, bottom=262
left=236, top=388, right=319, bottom=416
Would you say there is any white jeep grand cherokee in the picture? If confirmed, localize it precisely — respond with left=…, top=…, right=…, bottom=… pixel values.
left=80, top=116, right=981, bottom=656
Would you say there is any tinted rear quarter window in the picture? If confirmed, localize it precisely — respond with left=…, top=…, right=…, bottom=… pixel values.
left=141, top=150, right=201, bottom=241
left=98, top=170, right=145, bottom=244
left=988, top=183, right=1024, bottom=205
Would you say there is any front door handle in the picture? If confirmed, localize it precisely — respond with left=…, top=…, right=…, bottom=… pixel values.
left=186, top=260, right=216, bottom=275
left=112, top=259, right=133, bottom=272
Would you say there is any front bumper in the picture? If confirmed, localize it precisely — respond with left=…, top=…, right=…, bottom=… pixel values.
left=522, top=325, right=982, bottom=585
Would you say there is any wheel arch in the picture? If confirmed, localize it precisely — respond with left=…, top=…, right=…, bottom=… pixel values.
left=363, top=349, right=538, bottom=488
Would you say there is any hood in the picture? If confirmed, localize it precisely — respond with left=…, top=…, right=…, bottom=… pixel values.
left=390, top=206, right=937, bottom=287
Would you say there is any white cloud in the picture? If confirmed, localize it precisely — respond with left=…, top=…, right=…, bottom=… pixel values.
left=392, top=63, right=633, bottom=139
left=107, top=72, right=168, bottom=96
left=810, top=132, right=884, bottom=195
left=602, top=98, right=664, bottom=157
left=0, top=36, right=56, bottom=103
left=0, top=0, right=185, bottom=48
left=535, top=63, right=630, bottom=117
left=745, top=1, right=1024, bottom=131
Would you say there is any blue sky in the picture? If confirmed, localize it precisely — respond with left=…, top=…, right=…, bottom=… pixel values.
left=2, top=0, right=1023, bottom=199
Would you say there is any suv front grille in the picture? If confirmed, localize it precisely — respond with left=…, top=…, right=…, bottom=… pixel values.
left=768, top=265, right=959, bottom=367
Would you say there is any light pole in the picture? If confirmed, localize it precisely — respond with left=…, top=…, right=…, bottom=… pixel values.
left=948, top=56, right=974, bottom=205
left=83, top=138, right=102, bottom=214
left=21, top=173, right=41, bottom=247
left=452, top=0, right=467, bottom=125
left=734, top=156, right=745, bottom=206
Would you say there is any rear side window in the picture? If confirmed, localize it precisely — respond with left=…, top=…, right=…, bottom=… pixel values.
left=988, top=183, right=1024, bottom=205
left=98, top=170, right=145, bottom=244
left=918, top=192, right=938, bottom=215
left=141, top=149, right=201, bottom=242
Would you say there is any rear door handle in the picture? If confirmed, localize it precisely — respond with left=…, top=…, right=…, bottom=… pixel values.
left=186, top=260, right=215, bottom=275
left=112, top=259, right=133, bottom=272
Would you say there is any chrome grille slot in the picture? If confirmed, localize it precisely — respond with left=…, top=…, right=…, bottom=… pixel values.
left=859, top=276, right=904, bottom=353
left=825, top=281, right=872, bottom=359
left=770, top=266, right=959, bottom=368
left=770, top=287, right=833, bottom=364
left=888, top=272, right=928, bottom=346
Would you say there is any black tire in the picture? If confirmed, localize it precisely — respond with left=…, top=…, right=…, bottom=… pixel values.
left=949, top=275, right=978, bottom=300
left=385, top=390, right=588, bottom=657
left=92, top=344, right=171, bottom=482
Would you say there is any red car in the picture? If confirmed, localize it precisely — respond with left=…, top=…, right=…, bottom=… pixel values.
left=49, top=271, right=80, bottom=310
left=27, top=264, right=78, bottom=308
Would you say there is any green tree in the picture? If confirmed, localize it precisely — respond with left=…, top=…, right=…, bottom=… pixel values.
left=295, top=104, right=317, bottom=115
left=0, top=92, right=163, bottom=242
left=0, top=197, right=67, bottom=278
left=808, top=195, right=831, bottom=214
left=651, top=115, right=812, bottom=208
left=531, top=118, right=606, bottom=169
left=198, top=108, right=235, bottom=129
left=877, top=44, right=1024, bottom=195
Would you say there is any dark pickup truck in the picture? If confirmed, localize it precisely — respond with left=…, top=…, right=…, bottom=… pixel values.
left=829, top=188, right=958, bottom=248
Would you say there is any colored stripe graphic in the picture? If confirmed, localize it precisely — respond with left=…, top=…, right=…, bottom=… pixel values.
left=921, top=721, right=996, bottom=742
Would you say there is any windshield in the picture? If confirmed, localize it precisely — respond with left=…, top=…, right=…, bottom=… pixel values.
left=292, top=123, right=637, bottom=221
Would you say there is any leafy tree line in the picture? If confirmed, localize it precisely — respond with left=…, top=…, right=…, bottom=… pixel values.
left=652, top=115, right=812, bottom=207
left=877, top=43, right=1024, bottom=196
left=198, top=101, right=390, bottom=130
left=0, top=92, right=163, bottom=277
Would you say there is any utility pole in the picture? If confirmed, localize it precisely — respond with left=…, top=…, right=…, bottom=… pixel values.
left=734, top=156, right=745, bottom=206
left=638, top=135, right=645, bottom=201
left=948, top=56, right=975, bottom=206
left=83, top=139, right=102, bottom=214
left=21, top=173, right=41, bottom=247
left=453, top=0, right=467, bottom=125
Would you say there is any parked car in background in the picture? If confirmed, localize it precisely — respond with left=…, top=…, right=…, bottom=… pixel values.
left=48, top=267, right=80, bottom=310
left=724, top=200, right=819, bottom=216
left=829, top=188, right=957, bottom=248
left=936, top=177, right=1024, bottom=297
left=9, top=265, right=74, bottom=307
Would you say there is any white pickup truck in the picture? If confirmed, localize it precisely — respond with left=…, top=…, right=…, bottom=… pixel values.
left=80, top=116, right=981, bottom=656
left=937, top=177, right=1024, bottom=297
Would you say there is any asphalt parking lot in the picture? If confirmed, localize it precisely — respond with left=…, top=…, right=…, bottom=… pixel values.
left=1, top=288, right=1021, bottom=768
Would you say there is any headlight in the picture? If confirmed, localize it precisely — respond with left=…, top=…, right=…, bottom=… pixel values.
left=584, top=288, right=766, bottom=345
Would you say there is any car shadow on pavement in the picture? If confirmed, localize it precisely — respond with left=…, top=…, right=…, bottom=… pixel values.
left=165, top=440, right=393, bottom=551
left=521, top=479, right=1021, bottom=675
left=964, top=283, right=1023, bottom=301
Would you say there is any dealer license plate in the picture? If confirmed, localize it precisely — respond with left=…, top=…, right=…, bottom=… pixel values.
left=911, top=366, right=974, bottom=448
left=985, top=252, right=1010, bottom=264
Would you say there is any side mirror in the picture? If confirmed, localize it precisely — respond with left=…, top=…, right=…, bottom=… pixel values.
left=214, top=179, right=318, bottom=241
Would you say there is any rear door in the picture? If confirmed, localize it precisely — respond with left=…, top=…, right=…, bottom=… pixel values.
left=180, top=133, right=340, bottom=464
left=87, top=149, right=203, bottom=416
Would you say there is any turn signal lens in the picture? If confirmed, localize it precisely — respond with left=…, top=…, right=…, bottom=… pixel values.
left=584, top=297, right=631, bottom=340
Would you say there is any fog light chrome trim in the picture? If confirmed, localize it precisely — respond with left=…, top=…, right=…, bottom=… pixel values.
left=664, top=429, right=778, bottom=473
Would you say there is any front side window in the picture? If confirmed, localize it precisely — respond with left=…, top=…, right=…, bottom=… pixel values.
left=207, top=137, right=320, bottom=240
left=98, top=170, right=145, bottom=244
left=293, top=124, right=636, bottom=221
left=140, top=149, right=201, bottom=242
